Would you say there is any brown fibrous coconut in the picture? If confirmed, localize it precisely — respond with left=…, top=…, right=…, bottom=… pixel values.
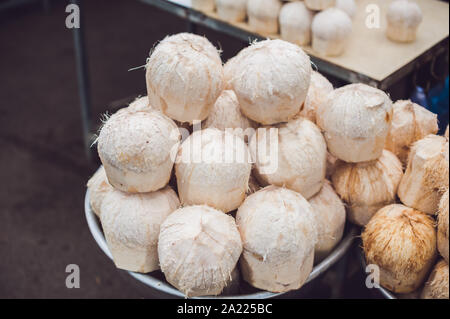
left=438, top=189, right=449, bottom=263
left=421, top=259, right=449, bottom=299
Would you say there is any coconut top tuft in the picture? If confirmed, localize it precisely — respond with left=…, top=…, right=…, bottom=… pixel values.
left=387, top=0, right=423, bottom=27
left=312, top=8, right=353, bottom=41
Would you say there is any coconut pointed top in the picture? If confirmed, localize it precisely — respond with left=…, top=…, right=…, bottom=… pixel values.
left=312, top=8, right=352, bottom=41
left=388, top=0, right=423, bottom=27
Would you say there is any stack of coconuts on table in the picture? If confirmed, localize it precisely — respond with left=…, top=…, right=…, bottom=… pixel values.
left=87, top=32, right=449, bottom=298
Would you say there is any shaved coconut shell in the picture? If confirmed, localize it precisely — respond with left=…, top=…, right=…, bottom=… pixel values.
left=228, top=39, right=312, bottom=125
left=305, top=0, right=335, bottom=11
left=279, top=2, right=314, bottom=46
left=250, top=118, right=327, bottom=199
left=236, top=186, right=318, bottom=292
left=398, top=135, right=449, bottom=215
left=176, top=128, right=251, bottom=213
left=216, top=0, right=247, bottom=23
left=191, top=0, right=215, bottom=13
left=316, top=83, right=393, bottom=163
left=146, top=33, right=224, bottom=124
left=387, top=0, right=423, bottom=43
left=97, top=110, right=181, bottom=193
left=385, top=100, right=438, bottom=164
left=247, top=0, right=282, bottom=35
left=87, top=166, right=113, bottom=217
left=158, top=205, right=242, bottom=297
left=100, top=186, right=180, bottom=273
left=362, top=204, right=437, bottom=294
left=332, top=150, right=403, bottom=226
left=438, top=189, right=449, bottom=263
left=421, top=259, right=449, bottom=299
left=335, top=0, right=357, bottom=18
left=309, top=180, right=346, bottom=261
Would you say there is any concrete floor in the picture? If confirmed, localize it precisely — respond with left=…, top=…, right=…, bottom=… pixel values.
left=0, top=0, right=374, bottom=299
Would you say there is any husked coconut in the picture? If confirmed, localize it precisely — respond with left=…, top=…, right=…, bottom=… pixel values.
left=312, top=8, right=352, bottom=56
left=362, top=204, right=437, bottom=294
left=438, top=189, right=449, bottom=263
left=203, top=90, right=255, bottom=141
left=176, top=128, right=251, bottom=213
left=398, top=135, right=449, bottom=215
left=309, top=180, right=346, bottom=261
left=335, top=0, right=357, bottom=18
left=316, top=83, right=393, bottom=163
left=250, top=118, right=327, bottom=199
left=97, top=110, right=181, bottom=193
left=216, top=0, right=247, bottom=23
left=298, top=71, right=334, bottom=123
left=385, top=100, right=438, bottom=164
left=101, top=186, right=180, bottom=273
left=236, top=186, right=318, bottom=292
left=87, top=166, right=113, bottom=217
left=279, top=2, right=314, bottom=46
left=421, top=259, right=449, bottom=299
left=247, top=0, right=282, bottom=35
left=146, top=33, right=224, bottom=124
left=158, top=205, right=242, bottom=297
left=191, top=0, right=215, bottom=13
left=387, top=0, right=423, bottom=43
left=305, top=0, right=335, bottom=11
left=228, top=39, right=312, bottom=125
left=332, top=150, right=403, bottom=226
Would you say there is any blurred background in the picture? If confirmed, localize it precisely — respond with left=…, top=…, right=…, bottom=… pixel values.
left=0, top=0, right=448, bottom=298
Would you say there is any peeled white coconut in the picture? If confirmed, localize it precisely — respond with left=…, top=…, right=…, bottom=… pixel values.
left=247, top=0, right=282, bottom=35
left=227, top=39, right=312, bottom=125
left=421, top=259, right=449, bottom=299
left=298, top=71, right=334, bottom=123
left=100, top=186, right=180, bottom=273
left=385, top=100, right=439, bottom=164
left=202, top=90, right=255, bottom=141
left=398, top=135, right=449, bottom=215
left=158, top=205, right=242, bottom=297
left=279, top=2, right=314, bottom=46
left=216, top=0, right=247, bottom=23
left=309, top=180, right=346, bottom=262
left=316, top=83, right=393, bottom=163
left=438, top=189, right=449, bottom=263
left=175, top=128, right=251, bottom=213
left=312, top=8, right=352, bottom=56
left=191, top=0, right=215, bottom=13
left=97, top=110, right=181, bottom=193
left=146, top=33, right=224, bottom=124
left=236, top=186, right=317, bottom=292
left=332, top=150, right=403, bottom=226
left=305, top=0, right=335, bottom=11
left=86, top=166, right=113, bottom=217
left=250, top=117, right=327, bottom=199
left=362, top=204, right=437, bottom=294
left=335, top=0, right=357, bottom=19
left=387, top=0, right=423, bottom=43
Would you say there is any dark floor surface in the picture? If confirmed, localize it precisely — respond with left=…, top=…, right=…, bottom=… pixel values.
left=0, top=0, right=377, bottom=299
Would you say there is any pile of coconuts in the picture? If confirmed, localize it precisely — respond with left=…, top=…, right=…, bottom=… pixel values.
left=87, top=32, right=449, bottom=298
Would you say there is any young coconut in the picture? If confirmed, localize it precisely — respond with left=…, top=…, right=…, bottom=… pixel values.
left=227, top=39, right=312, bottom=125
left=332, top=150, right=403, bottom=226
left=316, top=83, right=393, bottom=163
left=398, top=135, right=449, bottom=215
left=311, top=8, right=352, bottom=57
left=421, top=259, right=449, bottom=299
left=86, top=166, right=113, bottom=217
left=386, top=0, right=423, bottom=43
left=385, top=100, right=438, bottom=164
left=97, top=110, right=181, bottom=193
left=250, top=117, right=327, bottom=199
left=145, top=33, right=224, bottom=124
left=216, top=0, right=247, bottom=23
left=158, top=205, right=242, bottom=297
left=236, top=186, right=318, bottom=292
left=298, top=71, right=334, bottom=123
left=438, top=189, right=449, bottom=263
left=247, top=0, right=282, bottom=35
left=335, top=0, right=357, bottom=19
left=362, top=204, right=437, bottom=294
left=176, top=128, right=252, bottom=213
left=279, top=2, right=314, bottom=46
left=191, top=0, right=215, bottom=13
left=202, top=90, right=255, bottom=142
left=100, top=186, right=180, bottom=273
left=304, top=0, right=335, bottom=11
left=309, top=180, right=346, bottom=262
